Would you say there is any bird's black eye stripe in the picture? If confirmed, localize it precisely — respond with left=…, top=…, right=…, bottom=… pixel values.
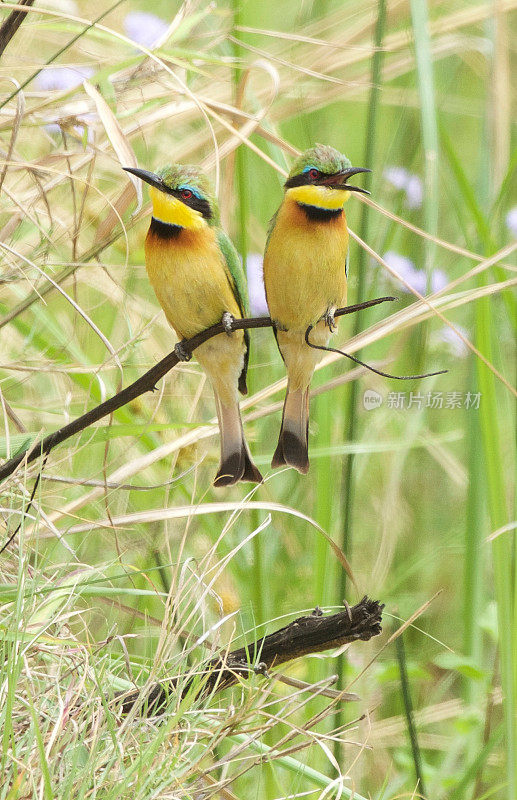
left=167, top=188, right=212, bottom=220
left=285, top=171, right=326, bottom=189
left=186, top=195, right=212, bottom=220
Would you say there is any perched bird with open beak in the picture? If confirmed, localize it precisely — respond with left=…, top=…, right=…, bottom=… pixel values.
left=124, top=163, right=262, bottom=487
left=263, top=144, right=370, bottom=474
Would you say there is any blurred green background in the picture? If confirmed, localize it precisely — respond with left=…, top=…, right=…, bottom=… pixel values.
left=0, top=0, right=515, bottom=798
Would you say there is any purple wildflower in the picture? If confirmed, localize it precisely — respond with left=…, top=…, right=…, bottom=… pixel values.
left=505, top=206, right=517, bottom=238
left=383, top=166, right=423, bottom=210
left=382, top=251, right=427, bottom=294
left=123, top=11, right=169, bottom=49
left=383, top=166, right=408, bottom=190
left=439, top=325, right=469, bottom=357
left=382, top=252, right=449, bottom=295
left=431, top=269, right=448, bottom=293
left=405, top=174, right=423, bottom=209
left=36, top=66, right=93, bottom=91
left=246, top=253, right=268, bottom=317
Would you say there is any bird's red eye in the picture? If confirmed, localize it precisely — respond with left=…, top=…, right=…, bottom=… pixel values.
left=181, top=188, right=193, bottom=200
left=308, top=168, right=320, bottom=180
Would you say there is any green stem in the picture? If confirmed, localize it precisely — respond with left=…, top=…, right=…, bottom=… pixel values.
left=231, top=3, right=271, bottom=793
left=335, top=0, right=386, bottom=744
left=475, top=12, right=515, bottom=796
left=230, top=1, right=265, bottom=630
left=338, top=0, right=386, bottom=595
left=463, top=364, right=484, bottom=708
left=410, top=0, right=439, bottom=277
left=229, top=734, right=369, bottom=800
left=396, top=633, right=426, bottom=797
left=410, top=0, right=439, bottom=375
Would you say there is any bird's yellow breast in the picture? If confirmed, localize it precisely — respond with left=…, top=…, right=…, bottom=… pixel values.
left=263, top=196, right=349, bottom=330
left=145, top=225, right=241, bottom=339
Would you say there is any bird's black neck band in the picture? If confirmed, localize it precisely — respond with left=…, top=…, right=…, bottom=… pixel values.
left=149, top=217, right=183, bottom=238
left=299, top=204, right=343, bottom=222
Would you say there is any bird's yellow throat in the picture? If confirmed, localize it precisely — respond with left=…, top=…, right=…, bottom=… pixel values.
left=149, top=186, right=206, bottom=230
left=286, top=184, right=350, bottom=209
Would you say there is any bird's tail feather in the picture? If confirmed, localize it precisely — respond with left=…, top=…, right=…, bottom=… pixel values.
left=213, top=395, right=262, bottom=487
left=271, top=386, right=310, bottom=474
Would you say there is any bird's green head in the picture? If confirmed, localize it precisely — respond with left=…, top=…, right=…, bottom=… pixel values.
left=123, top=163, right=219, bottom=230
left=285, top=144, right=370, bottom=210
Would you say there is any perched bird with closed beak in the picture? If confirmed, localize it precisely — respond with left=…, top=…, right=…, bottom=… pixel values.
left=263, top=144, right=370, bottom=474
left=123, top=163, right=262, bottom=487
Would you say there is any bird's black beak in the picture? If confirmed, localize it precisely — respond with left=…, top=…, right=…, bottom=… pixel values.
left=320, top=167, right=371, bottom=195
left=123, top=166, right=164, bottom=192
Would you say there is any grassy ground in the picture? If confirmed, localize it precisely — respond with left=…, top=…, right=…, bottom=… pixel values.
left=0, top=0, right=515, bottom=798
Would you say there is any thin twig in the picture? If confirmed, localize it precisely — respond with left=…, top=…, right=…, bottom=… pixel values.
left=0, top=453, right=47, bottom=555
left=305, top=324, right=447, bottom=380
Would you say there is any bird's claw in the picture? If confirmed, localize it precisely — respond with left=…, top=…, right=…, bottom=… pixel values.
left=254, top=661, right=270, bottom=678
left=222, top=311, right=235, bottom=335
left=324, top=309, right=337, bottom=332
left=174, top=340, right=192, bottom=362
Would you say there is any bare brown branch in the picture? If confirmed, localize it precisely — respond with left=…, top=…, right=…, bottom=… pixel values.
left=116, top=596, right=384, bottom=715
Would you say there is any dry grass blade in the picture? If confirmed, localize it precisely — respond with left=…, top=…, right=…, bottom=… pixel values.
left=82, top=80, right=142, bottom=214
left=0, top=79, right=24, bottom=193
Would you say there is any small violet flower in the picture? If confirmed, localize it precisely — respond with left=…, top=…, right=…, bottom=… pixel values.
left=382, top=252, right=448, bottom=295
left=36, top=65, right=93, bottom=91
left=383, top=166, right=423, bottom=210
left=382, top=251, right=426, bottom=294
left=123, top=11, right=169, bottom=49
left=439, top=325, right=469, bottom=358
left=505, top=206, right=517, bottom=239
left=431, top=268, right=448, bottom=294
left=246, top=253, right=268, bottom=317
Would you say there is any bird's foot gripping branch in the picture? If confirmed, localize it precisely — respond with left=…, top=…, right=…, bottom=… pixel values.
left=115, top=596, right=384, bottom=716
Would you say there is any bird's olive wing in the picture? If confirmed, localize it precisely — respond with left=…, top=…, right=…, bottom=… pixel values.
left=217, top=228, right=250, bottom=394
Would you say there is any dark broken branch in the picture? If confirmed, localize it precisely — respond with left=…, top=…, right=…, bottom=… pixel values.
left=0, top=296, right=395, bottom=484
left=116, top=596, right=383, bottom=715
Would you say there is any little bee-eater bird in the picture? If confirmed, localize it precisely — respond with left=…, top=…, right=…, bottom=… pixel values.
left=263, top=144, right=370, bottom=474
left=123, top=163, right=262, bottom=487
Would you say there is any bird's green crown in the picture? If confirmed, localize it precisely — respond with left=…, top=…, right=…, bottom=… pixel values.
left=287, top=144, right=352, bottom=182
left=157, top=164, right=220, bottom=225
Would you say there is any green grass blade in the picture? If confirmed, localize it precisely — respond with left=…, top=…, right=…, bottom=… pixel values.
left=410, top=0, right=439, bottom=277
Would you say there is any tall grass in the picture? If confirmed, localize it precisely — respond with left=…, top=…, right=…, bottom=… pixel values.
left=0, top=0, right=515, bottom=798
